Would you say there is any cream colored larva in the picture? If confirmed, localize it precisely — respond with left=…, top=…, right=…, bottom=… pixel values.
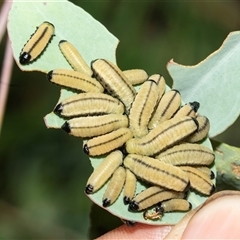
left=47, top=69, right=104, bottom=93
left=147, top=74, right=166, bottom=100
left=129, top=80, right=159, bottom=138
left=123, top=69, right=148, bottom=85
left=123, top=169, right=137, bottom=205
left=91, top=59, right=136, bottom=114
left=155, top=143, right=215, bottom=166
left=123, top=154, right=189, bottom=192
left=126, top=116, right=198, bottom=157
left=128, top=186, right=185, bottom=211
left=59, top=40, right=93, bottom=76
left=85, top=150, right=123, bottom=194
left=83, top=128, right=133, bottom=156
left=54, top=92, right=124, bottom=118
left=180, top=166, right=215, bottom=196
left=148, top=89, right=181, bottom=129
left=174, top=101, right=200, bottom=118
left=19, top=21, right=55, bottom=65
left=186, top=115, right=210, bottom=143
left=102, top=166, right=126, bottom=207
left=61, top=114, right=128, bottom=138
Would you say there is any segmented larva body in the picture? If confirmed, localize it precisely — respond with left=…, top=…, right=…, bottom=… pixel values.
left=83, top=127, right=133, bottom=156
left=123, top=169, right=137, bottom=205
left=47, top=69, right=104, bottom=93
left=123, top=154, right=189, bottom=192
left=186, top=115, right=210, bottom=143
left=102, top=166, right=126, bottom=207
left=174, top=101, right=200, bottom=118
left=147, top=74, right=166, bottom=100
left=180, top=166, right=215, bottom=196
left=62, top=114, right=128, bottom=138
left=59, top=40, right=93, bottom=76
left=126, top=116, right=198, bottom=156
left=129, top=80, right=159, bottom=138
left=128, top=186, right=185, bottom=211
left=123, top=69, right=148, bottom=86
left=148, top=89, right=181, bottom=129
left=54, top=92, right=125, bottom=118
left=85, top=150, right=123, bottom=194
left=19, top=21, right=55, bottom=65
left=91, top=59, right=136, bottom=114
left=155, top=143, right=215, bottom=166
left=159, top=198, right=192, bottom=213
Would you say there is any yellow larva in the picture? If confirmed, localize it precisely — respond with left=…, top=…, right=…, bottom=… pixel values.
left=174, top=101, right=200, bottom=118
left=83, top=128, right=133, bottom=156
left=58, top=40, right=93, bottom=76
left=54, top=92, right=124, bottom=118
left=85, top=150, right=123, bottom=194
left=147, top=74, right=166, bottom=100
left=123, top=154, right=189, bottom=192
left=155, top=143, right=215, bottom=166
left=123, top=169, right=137, bottom=205
left=47, top=69, right=104, bottom=93
left=128, top=186, right=185, bottom=211
left=159, top=198, right=192, bottom=213
left=123, top=69, right=148, bottom=85
left=126, top=116, right=198, bottom=156
left=91, top=59, right=136, bottom=113
left=62, top=114, right=129, bottom=138
left=180, top=166, right=215, bottom=196
left=186, top=115, right=210, bottom=143
left=148, top=89, right=181, bottom=129
left=102, top=166, right=126, bottom=207
left=19, top=21, right=55, bottom=65
left=129, top=80, right=159, bottom=138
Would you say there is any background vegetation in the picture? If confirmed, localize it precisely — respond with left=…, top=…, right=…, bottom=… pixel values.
left=1, top=1, right=240, bottom=239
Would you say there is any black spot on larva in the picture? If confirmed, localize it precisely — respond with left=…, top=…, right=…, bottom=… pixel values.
left=61, top=121, right=71, bottom=133
left=85, top=184, right=93, bottom=194
left=190, top=101, right=200, bottom=112
left=210, top=184, right=216, bottom=195
left=210, top=171, right=215, bottom=180
left=19, top=52, right=31, bottom=65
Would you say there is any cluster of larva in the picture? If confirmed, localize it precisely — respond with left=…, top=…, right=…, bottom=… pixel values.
left=19, top=21, right=215, bottom=222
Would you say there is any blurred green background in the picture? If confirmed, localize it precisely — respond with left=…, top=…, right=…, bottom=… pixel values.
left=1, top=1, right=240, bottom=239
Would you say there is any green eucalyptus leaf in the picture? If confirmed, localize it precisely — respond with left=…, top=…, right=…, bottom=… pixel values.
left=8, top=0, right=118, bottom=73
left=167, top=31, right=240, bottom=138
left=8, top=0, right=216, bottom=226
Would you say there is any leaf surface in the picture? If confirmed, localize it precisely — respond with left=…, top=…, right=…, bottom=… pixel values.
left=168, top=31, right=240, bottom=138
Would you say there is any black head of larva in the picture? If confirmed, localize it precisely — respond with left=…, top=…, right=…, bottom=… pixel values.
left=46, top=70, right=53, bottom=81
left=102, top=198, right=111, bottom=207
left=85, top=184, right=93, bottom=195
left=210, top=184, right=216, bottom=195
left=53, top=103, right=63, bottom=116
left=123, top=196, right=131, bottom=205
left=128, top=201, right=139, bottom=212
left=188, top=202, right=193, bottom=210
left=19, top=52, right=31, bottom=65
left=61, top=121, right=71, bottom=133
left=210, top=171, right=215, bottom=180
left=83, top=144, right=89, bottom=155
left=190, top=101, right=200, bottom=112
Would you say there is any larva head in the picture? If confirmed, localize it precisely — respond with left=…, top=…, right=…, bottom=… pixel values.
left=210, top=171, right=215, bottom=180
left=128, top=201, right=139, bottom=212
left=102, top=198, right=111, bottom=207
left=85, top=184, right=93, bottom=195
left=210, top=184, right=216, bottom=195
left=53, top=103, right=63, bottom=116
left=46, top=70, right=53, bottom=81
left=19, top=52, right=31, bottom=65
left=61, top=121, right=71, bottom=133
left=83, top=144, right=89, bottom=155
left=123, top=196, right=131, bottom=205
left=190, top=101, right=200, bottom=112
